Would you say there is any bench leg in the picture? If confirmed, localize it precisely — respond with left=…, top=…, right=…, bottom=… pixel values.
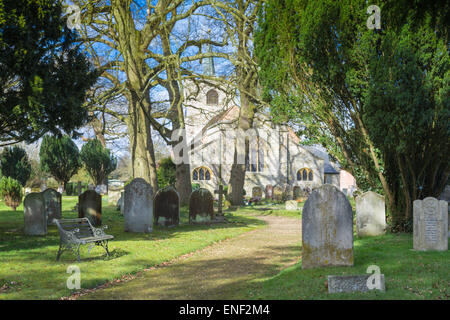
left=56, top=244, right=63, bottom=261
left=76, top=244, right=81, bottom=262
left=103, top=240, right=110, bottom=257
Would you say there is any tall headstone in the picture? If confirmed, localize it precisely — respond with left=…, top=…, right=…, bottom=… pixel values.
left=284, top=185, right=293, bottom=200
left=273, top=186, right=283, bottom=202
left=293, top=186, right=302, bottom=200
left=42, top=188, right=62, bottom=225
left=78, top=190, right=102, bottom=227
left=124, top=178, right=153, bottom=233
left=154, top=187, right=179, bottom=227
left=413, top=197, right=448, bottom=251
left=302, top=184, right=354, bottom=269
left=265, top=185, right=273, bottom=199
left=355, top=191, right=386, bottom=237
left=189, top=188, right=214, bottom=223
left=24, top=193, right=47, bottom=235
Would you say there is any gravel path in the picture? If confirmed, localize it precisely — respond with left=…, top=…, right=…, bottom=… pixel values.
left=78, top=215, right=301, bottom=300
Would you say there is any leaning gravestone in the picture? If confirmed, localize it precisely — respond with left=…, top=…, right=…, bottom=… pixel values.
left=355, top=191, right=386, bottom=237
left=24, top=193, right=47, bottom=235
left=413, top=197, right=448, bottom=251
left=42, top=188, right=62, bottom=225
left=78, top=190, right=102, bottom=227
left=189, top=188, right=214, bottom=223
left=124, top=178, right=153, bottom=233
left=154, top=187, right=180, bottom=227
left=293, top=186, right=302, bottom=200
left=302, top=184, right=354, bottom=269
left=284, top=185, right=294, bottom=200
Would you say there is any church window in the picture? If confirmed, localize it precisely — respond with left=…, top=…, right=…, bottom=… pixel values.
left=246, top=137, right=265, bottom=172
left=297, top=168, right=313, bottom=181
left=192, top=167, right=213, bottom=181
left=206, top=89, right=219, bottom=105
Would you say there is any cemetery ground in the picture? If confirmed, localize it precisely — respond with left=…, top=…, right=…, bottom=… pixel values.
left=0, top=198, right=448, bottom=300
left=0, top=196, right=264, bottom=299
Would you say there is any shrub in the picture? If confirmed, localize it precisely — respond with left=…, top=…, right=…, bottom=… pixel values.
left=0, top=177, right=23, bottom=211
left=80, top=139, right=117, bottom=186
left=157, top=157, right=176, bottom=188
left=0, top=146, right=31, bottom=186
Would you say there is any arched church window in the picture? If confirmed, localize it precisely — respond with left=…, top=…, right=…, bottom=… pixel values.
left=192, top=167, right=213, bottom=181
left=245, top=137, right=265, bottom=172
left=297, top=168, right=313, bottom=181
left=206, top=89, right=219, bottom=105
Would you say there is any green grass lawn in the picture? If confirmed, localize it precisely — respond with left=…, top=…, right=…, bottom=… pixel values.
left=0, top=196, right=264, bottom=300
left=236, top=203, right=450, bottom=300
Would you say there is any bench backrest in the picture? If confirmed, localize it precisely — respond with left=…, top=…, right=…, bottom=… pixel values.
left=55, top=218, right=94, bottom=239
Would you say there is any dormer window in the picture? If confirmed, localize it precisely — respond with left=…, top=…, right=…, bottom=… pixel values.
left=206, top=89, right=218, bottom=105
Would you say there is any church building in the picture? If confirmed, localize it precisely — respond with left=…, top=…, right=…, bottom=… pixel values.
left=181, top=48, right=350, bottom=199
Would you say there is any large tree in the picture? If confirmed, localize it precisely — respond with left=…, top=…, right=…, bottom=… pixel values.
left=0, top=0, right=98, bottom=146
left=256, top=0, right=449, bottom=231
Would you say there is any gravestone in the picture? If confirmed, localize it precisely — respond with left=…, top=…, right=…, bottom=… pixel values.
left=124, top=178, right=153, bottom=233
left=78, top=190, right=102, bottom=227
left=189, top=188, right=214, bottom=223
left=24, top=193, right=47, bottom=235
left=284, top=185, right=293, bottom=200
left=214, top=185, right=227, bottom=222
left=285, top=200, right=298, bottom=210
left=328, top=274, right=385, bottom=293
left=413, top=197, right=448, bottom=251
left=42, top=188, right=62, bottom=225
left=293, top=186, right=302, bottom=200
left=108, top=189, right=122, bottom=206
left=252, top=187, right=263, bottom=199
left=265, top=185, right=273, bottom=199
left=273, top=186, right=283, bottom=202
left=302, top=184, right=354, bottom=269
left=438, top=185, right=450, bottom=237
left=355, top=191, right=386, bottom=237
left=154, top=187, right=179, bottom=227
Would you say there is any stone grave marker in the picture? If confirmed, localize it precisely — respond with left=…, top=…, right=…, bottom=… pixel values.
left=78, top=190, right=102, bottom=227
left=265, top=185, right=273, bottom=199
left=293, top=186, right=302, bottom=200
left=189, top=188, right=214, bottom=223
left=413, top=197, right=448, bottom=251
left=302, top=184, right=354, bottom=269
left=273, top=186, right=283, bottom=202
left=252, top=187, right=263, bottom=199
left=284, top=185, right=293, bottom=200
left=24, top=193, right=47, bottom=235
left=154, top=187, right=179, bottom=227
left=42, top=188, right=62, bottom=225
left=124, top=178, right=153, bottom=233
left=328, top=274, right=385, bottom=293
left=285, top=200, right=298, bottom=210
left=355, top=191, right=386, bottom=237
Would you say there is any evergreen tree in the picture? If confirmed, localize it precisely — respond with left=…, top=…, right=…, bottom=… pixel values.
left=0, top=146, right=31, bottom=186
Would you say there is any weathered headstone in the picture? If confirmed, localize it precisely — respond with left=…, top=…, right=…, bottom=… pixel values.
left=189, top=188, right=214, bottom=223
left=355, top=191, right=386, bottom=237
left=24, top=193, right=47, bottom=235
left=285, top=200, right=298, bottom=210
left=284, top=185, right=293, bottom=200
left=293, top=186, right=302, bottom=200
left=78, top=190, right=102, bottom=227
left=265, top=185, right=273, bottom=199
left=42, top=188, right=62, bottom=225
left=273, top=186, right=283, bottom=202
left=252, top=187, right=263, bottom=198
left=302, top=184, right=354, bottom=269
left=214, top=185, right=227, bottom=222
left=154, top=187, right=179, bottom=227
left=124, top=178, right=153, bottom=233
left=413, top=197, right=448, bottom=251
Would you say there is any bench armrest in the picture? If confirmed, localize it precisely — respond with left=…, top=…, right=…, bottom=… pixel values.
left=60, top=228, right=81, bottom=244
left=92, top=225, right=109, bottom=237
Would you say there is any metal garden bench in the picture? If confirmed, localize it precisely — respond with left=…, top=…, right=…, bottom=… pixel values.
left=55, top=218, right=114, bottom=261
